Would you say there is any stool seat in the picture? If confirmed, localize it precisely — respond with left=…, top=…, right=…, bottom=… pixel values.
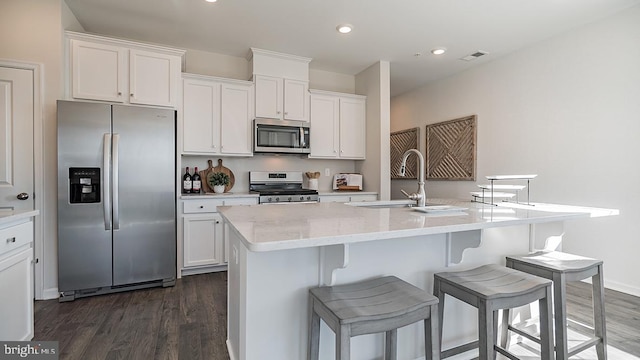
left=434, top=264, right=552, bottom=300
left=310, top=276, right=438, bottom=325
left=505, top=251, right=607, bottom=360
left=434, top=264, right=554, bottom=360
left=308, top=276, right=440, bottom=360
left=507, top=250, right=602, bottom=274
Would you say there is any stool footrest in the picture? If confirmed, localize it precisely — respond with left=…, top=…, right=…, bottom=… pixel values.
left=568, top=337, right=601, bottom=357
left=495, top=344, right=522, bottom=360
left=507, top=324, right=541, bottom=344
left=441, top=340, right=478, bottom=359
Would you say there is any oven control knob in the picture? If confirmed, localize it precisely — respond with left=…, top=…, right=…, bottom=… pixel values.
left=275, top=197, right=280, bottom=202
left=306, top=196, right=311, bottom=201
left=267, top=197, right=272, bottom=202
left=300, top=196, right=304, bottom=201
left=287, top=197, right=292, bottom=201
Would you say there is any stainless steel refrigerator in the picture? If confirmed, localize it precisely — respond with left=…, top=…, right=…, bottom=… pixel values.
left=57, top=100, right=176, bottom=301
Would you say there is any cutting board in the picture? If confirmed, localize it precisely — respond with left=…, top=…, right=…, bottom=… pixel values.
left=200, top=159, right=235, bottom=193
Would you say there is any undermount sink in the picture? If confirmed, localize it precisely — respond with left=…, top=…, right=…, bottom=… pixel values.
left=345, top=200, right=416, bottom=208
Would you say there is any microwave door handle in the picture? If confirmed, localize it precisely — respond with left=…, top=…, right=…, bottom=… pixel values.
left=300, top=127, right=306, bottom=148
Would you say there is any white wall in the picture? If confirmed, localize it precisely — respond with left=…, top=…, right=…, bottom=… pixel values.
left=355, top=61, right=391, bottom=198
left=0, top=0, right=66, bottom=298
left=390, top=5, right=640, bottom=294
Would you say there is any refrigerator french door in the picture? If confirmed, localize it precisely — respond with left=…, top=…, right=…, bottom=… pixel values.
left=57, top=100, right=176, bottom=301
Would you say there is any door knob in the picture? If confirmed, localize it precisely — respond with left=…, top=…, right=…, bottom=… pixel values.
left=17, top=193, right=29, bottom=200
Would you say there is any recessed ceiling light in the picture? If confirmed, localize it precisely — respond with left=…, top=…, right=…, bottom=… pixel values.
left=205, top=0, right=217, bottom=2
left=336, top=24, right=353, bottom=34
left=431, top=48, right=446, bottom=55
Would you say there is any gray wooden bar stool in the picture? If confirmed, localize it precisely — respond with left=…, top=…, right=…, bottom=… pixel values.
left=307, top=276, right=440, bottom=360
left=433, top=264, right=554, bottom=360
left=504, top=250, right=607, bottom=360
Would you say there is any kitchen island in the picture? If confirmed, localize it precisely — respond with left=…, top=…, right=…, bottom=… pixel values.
left=218, top=199, right=616, bottom=360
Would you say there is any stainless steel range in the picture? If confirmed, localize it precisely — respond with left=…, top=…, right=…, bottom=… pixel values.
left=249, top=171, right=319, bottom=204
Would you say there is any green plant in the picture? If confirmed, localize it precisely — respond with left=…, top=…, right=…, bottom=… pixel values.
left=209, top=172, right=230, bottom=186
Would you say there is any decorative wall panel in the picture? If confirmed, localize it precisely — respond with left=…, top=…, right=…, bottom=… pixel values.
left=390, top=127, right=419, bottom=179
left=426, top=115, right=476, bottom=180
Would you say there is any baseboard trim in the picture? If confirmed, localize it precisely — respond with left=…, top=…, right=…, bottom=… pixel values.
left=41, top=287, right=59, bottom=300
left=226, top=339, right=237, bottom=360
left=604, top=279, right=640, bottom=297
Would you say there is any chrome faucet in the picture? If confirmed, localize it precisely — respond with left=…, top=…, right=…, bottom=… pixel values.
left=399, top=149, right=426, bottom=207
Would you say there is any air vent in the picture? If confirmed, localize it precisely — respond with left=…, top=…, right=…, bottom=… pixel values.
left=460, top=50, right=489, bottom=62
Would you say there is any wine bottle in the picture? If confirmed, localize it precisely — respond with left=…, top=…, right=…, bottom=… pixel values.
left=182, top=167, right=192, bottom=194
left=192, top=167, right=201, bottom=194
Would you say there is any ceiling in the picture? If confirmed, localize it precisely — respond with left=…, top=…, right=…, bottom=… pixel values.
left=64, top=0, right=639, bottom=97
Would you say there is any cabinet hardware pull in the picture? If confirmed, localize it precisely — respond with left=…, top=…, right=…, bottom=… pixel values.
left=118, top=92, right=122, bottom=96
left=215, top=220, right=220, bottom=224
left=200, top=205, right=204, bottom=209
left=130, top=93, right=134, bottom=97
left=6, top=237, right=16, bottom=244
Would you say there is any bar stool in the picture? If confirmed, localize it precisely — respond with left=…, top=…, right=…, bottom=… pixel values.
left=504, top=251, right=607, bottom=360
left=307, top=276, right=440, bottom=360
left=433, top=264, right=554, bottom=360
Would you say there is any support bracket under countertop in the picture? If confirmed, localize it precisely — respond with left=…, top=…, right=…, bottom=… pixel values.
left=319, top=244, right=349, bottom=286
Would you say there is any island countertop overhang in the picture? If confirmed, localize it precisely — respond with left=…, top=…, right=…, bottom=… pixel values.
left=217, top=199, right=618, bottom=252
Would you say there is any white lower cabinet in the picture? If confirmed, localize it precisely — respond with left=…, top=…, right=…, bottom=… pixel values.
left=181, top=196, right=258, bottom=275
left=0, top=220, right=34, bottom=341
left=183, top=213, right=223, bottom=268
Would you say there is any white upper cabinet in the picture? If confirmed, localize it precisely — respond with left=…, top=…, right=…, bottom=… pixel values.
left=129, top=49, right=181, bottom=107
left=254, top=75, right=309, bottom=121
left=66, top=31, right=184, bottom=108
left=182, top=74, right=254, bottom=156
left=250, top=48, right=312, bottom=122
left=309, top=90, right=366, bottom=160
left=71, top=39, right=127, bottom=103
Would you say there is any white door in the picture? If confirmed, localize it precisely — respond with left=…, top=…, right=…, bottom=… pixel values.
left=0, top=67, right=34, bottom=211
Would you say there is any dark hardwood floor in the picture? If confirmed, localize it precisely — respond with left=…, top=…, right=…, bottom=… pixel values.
left=34, top=272, right=229, bottom=360
left=34, top=273, right=640, bottom=360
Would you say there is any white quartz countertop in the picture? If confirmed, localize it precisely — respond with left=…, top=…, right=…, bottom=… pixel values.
left=217, top=199, right=617, bottom=252
left=0, top=209, right=39, bottom=227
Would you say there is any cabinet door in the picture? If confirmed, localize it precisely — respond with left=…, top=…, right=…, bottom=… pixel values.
left=0, top=247, right=33, bottom=341
left=319, top=195, right=352, bottom=203
left=71, top=39, right=127, bottom=103
left=183, top=79, right=221, bottom=153
left=309, top=94, right=339, bottom=158
left=283, top=79, right=309, bottom=121
left=130, top=49, right=180, bottom=107
left=339, top=97, right=366, bottom=159
left=254, top=75, right=282, bottom=119
left=183, top=214, right=223, bottom=268
left=348, top=194, right=378, bottom=202
left=221, top=83, right=253, bottom=155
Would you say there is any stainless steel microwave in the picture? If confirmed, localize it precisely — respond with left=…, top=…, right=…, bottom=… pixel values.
left=254, top=118, right=310, bottom=154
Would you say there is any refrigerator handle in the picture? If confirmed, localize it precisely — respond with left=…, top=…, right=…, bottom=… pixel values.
left=103, top=133, right=112, bottom=230
left=113, top=133, right=120, bottom=230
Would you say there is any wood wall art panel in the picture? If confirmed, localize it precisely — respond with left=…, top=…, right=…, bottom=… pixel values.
left=390, top=127, right=419, bottom=179
left=426, top=115, right=476, bottom=180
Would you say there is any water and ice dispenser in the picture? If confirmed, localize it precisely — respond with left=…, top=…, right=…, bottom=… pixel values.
left=69, top=167, right=100, bottom=203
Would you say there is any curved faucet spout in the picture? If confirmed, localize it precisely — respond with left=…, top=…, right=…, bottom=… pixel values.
left=400, top=149, right=426, bottom=207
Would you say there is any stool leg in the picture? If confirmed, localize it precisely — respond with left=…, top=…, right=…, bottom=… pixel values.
left=478, top=299, right=493, bottom=360
left=336, top=324, right=351, bottom=360
left=499, top=308, right=511, bottom=349
left=385, top=329, right=398, bottom=360
left=425, top=304, right=441, bottom=360
left=308, top=298, right=320, bottom=360
left=553, top=272, right=569, bottom=360
left=593, top=264, right=608, bottom=360
left=434, top=279, right=445, bottom=358
left=539, top=286, right=554, bottom=360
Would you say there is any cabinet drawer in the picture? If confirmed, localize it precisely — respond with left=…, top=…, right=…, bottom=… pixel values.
left=222, top=198, right=258, bottom=206
left=0, top=222, right=33, bottom=257
left=183, top=199, right=224, bottom=213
